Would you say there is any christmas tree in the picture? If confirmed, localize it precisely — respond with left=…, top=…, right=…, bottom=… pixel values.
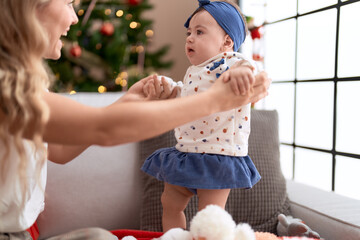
left=48, top=0, right=173, bottom=93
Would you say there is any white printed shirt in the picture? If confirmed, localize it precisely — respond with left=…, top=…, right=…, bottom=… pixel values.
left=175, top=52, right=251, bottom=156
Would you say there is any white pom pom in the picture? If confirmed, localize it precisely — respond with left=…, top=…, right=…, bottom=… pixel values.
left=121, top=236, right=137, bottom=240
left=158, top=228, right=192, bottom=240
left=190, top=205, right=236, bottom=240
left=235, top=223, right=256, bottom=240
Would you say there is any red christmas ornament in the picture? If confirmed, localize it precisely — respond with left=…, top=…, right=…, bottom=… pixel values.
left=250, top=27, right=262, bottom=40
left=127, top=0, right=142, bottom=6
left=70, top=45, right=82, bottom=58
left=100, top=22, right=115, bottom=36
left=252, top=54, right=264, bottom=62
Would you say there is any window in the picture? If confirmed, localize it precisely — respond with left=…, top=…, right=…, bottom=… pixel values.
left=241, top=0, right=360, bottom=200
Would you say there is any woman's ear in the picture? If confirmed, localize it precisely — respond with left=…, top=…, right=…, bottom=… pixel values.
left=222, top=35, right=234, bottom=51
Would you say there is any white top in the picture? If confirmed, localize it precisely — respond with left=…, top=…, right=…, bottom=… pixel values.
left=175, top=52, right=251, bottom=156
left=0, top=138, right=47, bottom=232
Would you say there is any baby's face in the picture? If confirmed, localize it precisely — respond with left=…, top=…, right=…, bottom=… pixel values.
left=185, top=10, right=228, bottom=65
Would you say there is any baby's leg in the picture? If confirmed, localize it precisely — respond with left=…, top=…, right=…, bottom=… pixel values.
left=161, top=183, right=194, bottom=232
left=197, top=188, right=231, bottom=211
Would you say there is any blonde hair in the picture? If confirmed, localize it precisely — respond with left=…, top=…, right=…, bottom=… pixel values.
left=0, top=0, right=51, bottom=203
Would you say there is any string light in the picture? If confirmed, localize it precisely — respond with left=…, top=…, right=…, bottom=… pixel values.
left=78, top=9, right=84, bottom=16
left=120, top=79, right=127, bottom=87
left=136, top=45, right=144, bottom=53
left=115, top=78, right=127, bottom=87
left=115, top=72, right=128, bottom=87
left=104, top=9, right=112, bottom=15
left=146, top=30, right=154, bottom=37
left=69, top=90, right=77, bottom=95
left=116, top=10, right=124, bottom=17
left=129, top=21, right=137, bottom=29
left=98, top=85, right=107, bottom=93
left=120, top=71, right=128, bottom=78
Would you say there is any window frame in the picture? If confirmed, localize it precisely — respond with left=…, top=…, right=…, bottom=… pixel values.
left=240, top=0, right=360, bottom=194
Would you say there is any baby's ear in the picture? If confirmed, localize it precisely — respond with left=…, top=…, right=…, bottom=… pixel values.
left=223, top=35, right=234, bottom=50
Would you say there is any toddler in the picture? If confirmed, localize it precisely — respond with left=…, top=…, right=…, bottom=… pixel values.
left=141, top=0, right=260, bottom=231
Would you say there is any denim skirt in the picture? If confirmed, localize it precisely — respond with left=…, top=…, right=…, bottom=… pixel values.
left=141, top=147, right=261, bottom=192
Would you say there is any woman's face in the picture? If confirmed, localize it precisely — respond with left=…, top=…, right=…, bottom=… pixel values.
left=37, top=0, right=78, bottom=60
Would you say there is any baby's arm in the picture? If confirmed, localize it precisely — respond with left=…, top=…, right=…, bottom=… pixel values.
left=225, top=60, right=256, bottom=96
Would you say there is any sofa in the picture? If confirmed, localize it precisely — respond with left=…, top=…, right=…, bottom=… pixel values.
left=36, top=93, right=360, bottom=240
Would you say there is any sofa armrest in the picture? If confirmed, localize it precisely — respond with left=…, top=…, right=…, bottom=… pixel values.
left=286, top=179, right=360, bottom=240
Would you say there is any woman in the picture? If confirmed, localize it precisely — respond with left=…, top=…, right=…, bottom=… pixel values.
left=0, top=0, right=270, bottom=239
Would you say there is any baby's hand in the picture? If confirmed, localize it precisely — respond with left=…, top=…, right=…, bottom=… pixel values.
left=222, top=66, right=255, bottom=96
left=143, top=75, right=177, bottom=100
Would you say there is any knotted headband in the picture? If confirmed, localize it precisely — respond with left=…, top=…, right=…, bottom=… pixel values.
left=184, top=0, right=246, bottom=51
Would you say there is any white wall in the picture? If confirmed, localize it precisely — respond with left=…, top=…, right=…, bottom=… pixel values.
left=144, top=0, right=198, bottom=82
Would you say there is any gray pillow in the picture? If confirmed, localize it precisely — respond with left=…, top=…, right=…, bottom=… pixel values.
left=139, top=109, right=290, bottom=233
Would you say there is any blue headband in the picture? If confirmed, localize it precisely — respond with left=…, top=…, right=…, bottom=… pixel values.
left=184, top=0, right=246, bottom=51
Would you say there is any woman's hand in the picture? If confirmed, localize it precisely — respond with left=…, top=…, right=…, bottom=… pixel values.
left=250, top=71, right=271, bottom=104
left=143, top=75, right=177, bottom=100
left=120, top=75, right=177, bottom=102
left=208, top=70, right=271, bottom=112
left=224, top=60, right=256, bottom=96
left=225, top=66, right=255, bottom=96
left=119, top=75, right=155, bottom=102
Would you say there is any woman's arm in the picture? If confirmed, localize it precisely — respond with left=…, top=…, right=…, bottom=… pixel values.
left=43, top=71, right=269, bottom=147
left=47, top=143, right=90, bottom=164
left=5, top=71, right=269, bottom=164
left=46, top=75, right=178, bottom=164
left=42, top=89, right=215, bottom=145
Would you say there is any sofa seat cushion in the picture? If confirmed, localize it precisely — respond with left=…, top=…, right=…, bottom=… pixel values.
left=287, top=180, right=360, bottom=240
